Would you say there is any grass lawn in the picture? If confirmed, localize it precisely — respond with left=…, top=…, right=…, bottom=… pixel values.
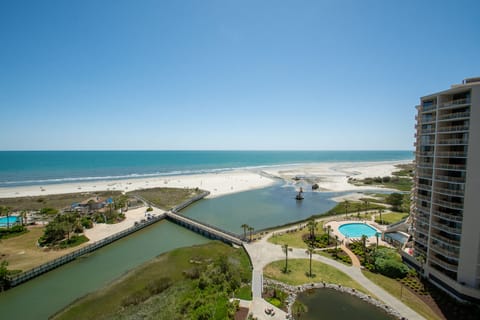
left=128, top=187, right=204, bottom=210
left=383, top=178, right=413, bottom=192
left=268, top=223, right=324, bottom=249
left=235, top=284, right=252, bottom=300
left=54, top=241, right=251, bottom=320
left=264, top=259, right=367, bottom=293
left=0, top=226, right=88, bottom=272
left=362, top=270, right=441, bottom=320
left=376, top=212, right=409, bottom=225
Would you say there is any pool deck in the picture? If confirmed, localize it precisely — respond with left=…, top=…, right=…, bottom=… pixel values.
left=244, top=226, right=426, bottom=320
left=325, top=220, right=390, bottom=247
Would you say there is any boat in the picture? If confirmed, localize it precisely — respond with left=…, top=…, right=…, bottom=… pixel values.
left=295, top=187, right=304, bottom=200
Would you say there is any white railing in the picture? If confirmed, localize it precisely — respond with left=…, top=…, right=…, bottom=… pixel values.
left=439, top=98, right=470, bottom=109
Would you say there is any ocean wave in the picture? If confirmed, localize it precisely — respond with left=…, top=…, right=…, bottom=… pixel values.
left=0, top=163, right=301, bottom=187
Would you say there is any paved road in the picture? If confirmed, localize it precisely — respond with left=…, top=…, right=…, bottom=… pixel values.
left=243, top=225, right=426, bottom=320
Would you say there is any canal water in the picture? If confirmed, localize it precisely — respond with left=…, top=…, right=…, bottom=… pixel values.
left=0, top=221, right=209, bottom=319
left=296, top=289, right=395, bottom=320
left=182, top=183, right=346, bottom=234
left=0, top=184, right=355, bottom=319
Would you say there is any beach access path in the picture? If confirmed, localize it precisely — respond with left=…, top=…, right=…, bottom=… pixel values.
left=243, top=224, right=425, bottom=320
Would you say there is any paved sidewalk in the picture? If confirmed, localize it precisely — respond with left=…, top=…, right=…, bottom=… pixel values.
left=243, top=226, right=426, bottom=320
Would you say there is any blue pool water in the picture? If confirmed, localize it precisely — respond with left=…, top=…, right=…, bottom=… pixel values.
left=0, top=216, right=20, bottom=227
left=339, top=223, right=378, bottom=238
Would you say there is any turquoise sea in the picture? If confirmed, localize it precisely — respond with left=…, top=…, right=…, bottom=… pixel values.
left=0, top=150, right=412, bottom=187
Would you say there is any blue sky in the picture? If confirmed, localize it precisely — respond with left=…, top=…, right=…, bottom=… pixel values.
left=0, top=0, right=479, bottom=150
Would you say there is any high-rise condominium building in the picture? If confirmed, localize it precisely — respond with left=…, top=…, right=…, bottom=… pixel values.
left=412, top=77, right=480, bottom=302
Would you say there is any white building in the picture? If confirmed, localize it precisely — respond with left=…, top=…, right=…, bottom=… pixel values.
left=411, top=77, right=480, bottom=301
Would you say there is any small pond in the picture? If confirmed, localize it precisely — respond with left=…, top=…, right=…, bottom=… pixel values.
left=296, top=288, right=395, bottom=320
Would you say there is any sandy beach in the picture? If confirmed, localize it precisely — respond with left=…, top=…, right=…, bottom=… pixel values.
left=0, top=160, right=411, bottom=200
left=0, top=160, right=411, bottom=271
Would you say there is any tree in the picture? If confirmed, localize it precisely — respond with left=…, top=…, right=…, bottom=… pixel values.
left=375, top=232, right=380, bottom=249
left=306, top=245, right=315, bottom=277
left=344, top=200, right=350, bottom=220
left=248, top=226, right=254, bottom=242
left=241, top=224, right=249, bottom=241
left=334, top=235, right=339, bottom=257
left=282, top=244, right=289, bottom=273
left=307, top=219, right=317, bottom=242
left=386, top=193, right=403, bottom=211
left=378, top=208, right=384, bottom=224
left=363, top=199, right=370, bottom=217
left=0, top=260, right=9, bottom=291
left=0, top=206, right=12, bottom=229
left=361, top=235, right=368, bottom=258
left=20, top=210, right=27, bottom=226
left=326, top=225, right=331, bottom=245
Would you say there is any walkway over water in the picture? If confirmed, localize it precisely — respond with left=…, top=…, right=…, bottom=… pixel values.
left=165, top=211, right=243, bottom=246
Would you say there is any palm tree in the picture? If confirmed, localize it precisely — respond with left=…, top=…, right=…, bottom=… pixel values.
left=4, top=206, right=11, bottom=229
left=344, top=200, right=350, bottom=220
left=248, top=226, right=254, bottom=242
left=20, top=210, right=27, bottom=226
left=363, top=199, right=370, bottom=217
left=361, top=235, right=368, bottom=258
left=378, top=208, right=384, bottom=224
left=306, top=245, right=315, bottom=277
left=307, top=219, right=317, bottom=242
left=375, top=232, right=380, bottom=250
left=334, top=235, right=339, bottom=257
left=282, top=244, right=289, bottom=273
left=326, top=225, right=331, bottom=245
left=241, top=224, right=249, bottom=241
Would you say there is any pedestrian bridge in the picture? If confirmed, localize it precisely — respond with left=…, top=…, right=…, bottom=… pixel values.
left=165, top=211, right=244, bottom=246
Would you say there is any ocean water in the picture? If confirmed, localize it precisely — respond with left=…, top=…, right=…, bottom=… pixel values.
left=0, top=150, right=412, bottom=187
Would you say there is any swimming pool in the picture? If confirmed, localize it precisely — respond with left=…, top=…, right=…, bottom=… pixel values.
left=0, top=216, right=20, bottom=228
left=338, top=223, right=378, bottom=238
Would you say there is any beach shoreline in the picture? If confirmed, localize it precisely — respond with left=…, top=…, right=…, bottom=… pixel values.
left=0, top=160, right=411, bottom=200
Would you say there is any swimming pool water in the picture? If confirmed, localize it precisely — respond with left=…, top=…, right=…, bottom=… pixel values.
left=339, top=223, right=378, bottom=238
left=0, top=216, right=19, bottom=227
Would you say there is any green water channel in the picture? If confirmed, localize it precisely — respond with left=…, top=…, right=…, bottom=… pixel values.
left=0, top=221, right=209, bottom=319
left=0, top=184, right=381, bottom=319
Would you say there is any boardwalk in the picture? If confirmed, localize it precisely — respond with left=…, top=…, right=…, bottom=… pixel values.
left=165, top=211, right=243, bottom=246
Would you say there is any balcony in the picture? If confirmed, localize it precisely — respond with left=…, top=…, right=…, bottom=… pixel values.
left=437, top=138, right=468, bottom=145
left=435, top=163, right=466, bottom=171
left=432, top=199, right=464, bottom=210
left=431, top=222, right=462, bottom=235
left=430, top=244, right=460, bottom=260
left=416, top=194, right=431, bottom=202
left=420, top=128, right=436, bottom=134
left=437, top=125, right=469, bottom=133
left=414, top=236, right=429, bottom=247
left=435, top=151, right=468, bottom=158
left=422, top=104, right=437, bottom=112
left=431, top=210, right=463, bottom=222
left=438, top=111, right=470, bottom=121
left=434, top=187, right=465, bottom=197
left=439, top=98, right=471, bottom=109
left=429, top=255, right=459, bottom=272
left=417, top=162, right=433, bottom=168
left=435, top=175, right=466, bottom=183
left=430, top=233, right=461, bottom=247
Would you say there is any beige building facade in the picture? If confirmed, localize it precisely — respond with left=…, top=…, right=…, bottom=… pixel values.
left=412, top=77, right=480, bottom=301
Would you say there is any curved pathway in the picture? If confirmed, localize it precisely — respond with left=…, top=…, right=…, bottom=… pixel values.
left=243, top=228, right=425, bottom=320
